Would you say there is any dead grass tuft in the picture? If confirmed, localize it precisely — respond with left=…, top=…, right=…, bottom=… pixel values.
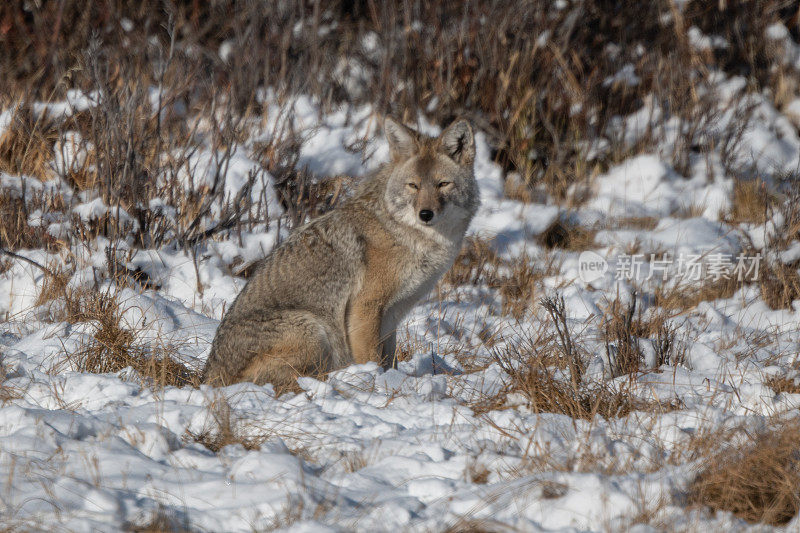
left=500, top=358, right=639, bottom=420
left=726, top=178, right=773, bottom=225
left=186, top=396, right=268, bottom=453
left=538, top=219, right=596, bottom=251
left=759, top=261, right=800, bottom=310
left=766, top=375, right=800, bottom=395
left=487, top=295, right=680, bottom=420
left=0, top=357, right=21, bottom=405
left=124, top=505, right=192, bottom=533
left=601, top=295, right=645, bottom=377
left=0, top=194, right=57, bottom=252
left=653, top=276, right=744, bottom=311
left=493, top=300, right=634, bottom=420
left=497, top=257, right=547, bottom=319
left=0, top=105, right=58, bottom=180
left=58, top=289, right=197, bottom=388
left=465, top=461, right=491, bottom=484
left=687, top=421, right=800, bottom=526
left=34, top=266, right=72, bottom=308
left=651, top=320, right=688, bottom=368
left=444, top=236, right=501, bottom=287
left=602, top=292, right=687, bottom=373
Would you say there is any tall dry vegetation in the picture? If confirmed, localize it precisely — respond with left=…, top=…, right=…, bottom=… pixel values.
left=3, top=1, right=799, bottom=202
left=688, top=421, right=800, bottom=525
left=40, top=281, right=198, bottom=388
left=0, top=1, right=797, bottom=256
left=487, top=295, right=681, bottom=419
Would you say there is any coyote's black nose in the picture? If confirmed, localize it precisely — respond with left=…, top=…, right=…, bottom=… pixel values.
left=419, top=210, right=434, bottom=222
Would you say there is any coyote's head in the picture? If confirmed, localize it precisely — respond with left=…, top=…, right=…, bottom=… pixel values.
left=382, top=117, right=479, bottom=234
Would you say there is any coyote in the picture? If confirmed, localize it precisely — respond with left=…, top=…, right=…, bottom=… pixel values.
left=202, top=117, right=479, bottom=391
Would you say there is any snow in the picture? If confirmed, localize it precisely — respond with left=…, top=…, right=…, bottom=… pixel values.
left=3, top=75, right=800, bottom=531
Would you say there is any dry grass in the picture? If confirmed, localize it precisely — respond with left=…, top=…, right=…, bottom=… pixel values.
left=186, top=396, right=270, bottom=453
left=124, top=505, right=192, bottom=533
left=759, top=260, right=800, bottom=310
left=653, top=276, right=744, bottom=311
left=0, top=357, right=21, bottom=405
left=492, top=299, right=638, bottom=420
left=54, top=131, right=98, bottom=191
left=766, top=375, right=800, bottom=395
left=464, top=461, right=491, bottom=485
left=687, top=421, right=800, bottom=526
left=601, top=295, right=645, bottom=377
left=34, top=267, right=72, bottom=308
left=538, top=219, right=597, bottom=251
left=497, top=357, right=640, bottom=420
left=0, top=194, right=58, bottom=252
left=485, top=293, right=683, bottom=420
left=0, top=105, right=58, bottom=180
left=44, top=286, right=199, bottom=388
left=253, top=136, right=354, bottom=229
left=600, top=293, right=680, bottom=375
left=651, top=320, right=688, bottom=368
left=442, top=237, right=558, bottom=319
left=610, top=216, right=660, bottom=231
left=444, top=236, right=502, bottom=287
left=497, top=257, right=550, bottom=319
left=3, top=1, right=789, bottom=205
left=726, top=178, right=773, bottom=225
left=442, top=518, right=517, bottom=533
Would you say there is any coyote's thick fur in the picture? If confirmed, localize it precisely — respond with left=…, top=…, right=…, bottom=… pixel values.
left=202, top=117, right=479, bottom=390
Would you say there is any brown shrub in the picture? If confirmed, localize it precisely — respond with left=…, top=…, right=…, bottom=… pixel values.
left=685, top=1, right=798, bottom=103
left=687, top=421, right=800, bottom=526
left=3, top=0, right=795, bottom=206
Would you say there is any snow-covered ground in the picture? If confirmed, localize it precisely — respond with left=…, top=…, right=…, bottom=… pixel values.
left=4, top=38, right=800, bottom=531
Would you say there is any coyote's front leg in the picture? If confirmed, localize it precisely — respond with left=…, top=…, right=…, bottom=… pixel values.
left=347, top=297, right=383, bottom=365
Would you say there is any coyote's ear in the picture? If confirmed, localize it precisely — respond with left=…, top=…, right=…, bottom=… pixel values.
left=439, top=119, right=475, bottom=166
left=384, top=117, right=419, bottom=160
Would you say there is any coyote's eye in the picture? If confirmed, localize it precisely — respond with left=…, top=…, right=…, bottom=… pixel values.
left=406, top=183, right=419, bottom=190
left=437, top=181, right=453, bottom=189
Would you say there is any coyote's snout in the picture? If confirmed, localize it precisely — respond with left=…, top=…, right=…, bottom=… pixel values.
left=202, top=117, right=479, bottom=392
